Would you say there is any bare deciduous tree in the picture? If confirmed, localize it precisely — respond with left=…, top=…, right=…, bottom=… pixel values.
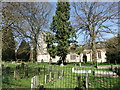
left=72, top=2, right=118, bottom=67
left=2, top=2, right=53, bottom=62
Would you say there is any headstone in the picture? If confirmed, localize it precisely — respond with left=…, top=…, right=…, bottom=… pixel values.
left=77, top=75, right=81, bottom=88
left=37, top=67, right=41, bottom=75
left=51, top=72, right=54, bottom=79
left=49, top=66, right=52, bottom=72
left=45, top=75, right=47, bottom=84
left=16, top=65, right=20, bottom=70
left=72, top=67, right=91, bottom=73
left=79, top=63, right=81, bottom=67
left=14, top=70, right=20, bottom=80
left=31, top=76, right=39, bottom=88
left=2, top=64, right=4, bottom=68
left=38, top=84, right=44, bottom=89
left=57, top=71, right=60, bottom=79
left=62, top=70, right=64, bottom=77
left=21, top=63, right=25, bottom=70
left=49, top=72, right=52, bottom=81
left=24, top=70, right=28, bottom=78
left=44, top=74, right=49, bottom=84
left=111, top=65, right=113, bottom=71
left=26, top=64, right=28, bottom=70
left=6, top=67, right=10, bottom=74
left=85, top=73, right=89, bottom=89
left=2, top=64, right=4, bottom=70
left=94, top=71, right=117, bottom=77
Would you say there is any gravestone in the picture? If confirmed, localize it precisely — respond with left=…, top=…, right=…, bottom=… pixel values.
left=21, top=63, right=25, bottom=70
left=49, top=66, right=52, bottom=72
left=6, top=67, right=10, bottom=74
left=94, top=71, right=117, bottom=77
left=111, top=65, right=114, bottom=71
left=2, top=64, right=4, bottom=71
left=85, top=73, right=89, bottom=89
left=31, top=76, right=39, bottom=88
left=38, top=84, right=44, bottom=89
left=49, top=72, right=52, bottom=81
left=79, top=63, right=81, bottom=67
left=57, top=71, right=60, bottom=79
left=2, top=64, right=4, bottom=68
left=52, top=72, right=54, bottom=79
left=14, top=70, right=20, bottom=80
left=62, top=70, right=64, bottom=77
left=44, top=74, right=49, bottom=84
left=72, top=67, right=91, bottom=73
left=37, top=67, right=41, bottom=75
left=24, top=70, right=28, bottom=78
left=77, top=75, right=82, bottom=89
left=16, top=65, right=20, bottom=70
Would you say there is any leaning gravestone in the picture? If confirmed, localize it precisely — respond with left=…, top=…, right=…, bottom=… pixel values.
left=31, top=76, right=39, bottom=88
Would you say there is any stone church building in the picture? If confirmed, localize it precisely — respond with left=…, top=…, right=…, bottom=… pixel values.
left=37, top=33, right=107, bottom=63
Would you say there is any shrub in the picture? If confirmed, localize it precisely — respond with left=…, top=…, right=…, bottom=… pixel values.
left=56, top=60, right=62, bottom=65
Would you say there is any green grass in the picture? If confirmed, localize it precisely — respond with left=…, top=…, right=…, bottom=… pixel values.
left=2, top=62, right=120, bottom=89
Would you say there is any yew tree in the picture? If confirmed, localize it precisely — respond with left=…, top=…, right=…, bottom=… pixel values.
left=49, top=2, right=76, bottom=64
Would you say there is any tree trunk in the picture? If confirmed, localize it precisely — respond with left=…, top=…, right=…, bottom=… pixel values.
left=90, top=29, right=97, bottom=67
left=91, top=35, right=97, bottom=67
left=0, top=30, right=2, bottom=62
left=33, top=45, right=37, bottom=62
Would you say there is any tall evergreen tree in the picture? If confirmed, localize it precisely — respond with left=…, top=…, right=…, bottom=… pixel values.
left=46, top=33, right=57, bottom=59
left=2, top=27, right=15, bottom=61
left=17, top=40, right=30, bottom=62
left=49, top=2, right=76, bottom=64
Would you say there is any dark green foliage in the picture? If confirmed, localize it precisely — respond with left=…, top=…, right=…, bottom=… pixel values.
left=46, top=33, right=57, bottom=58
left=17, top=40, right=30, bottom=62
left=56, top=59, right=62, bottom=65
left=2, top=27, right=15, bottom=61
left=48, top=2, right=76, bottom=64
left=106, top=36, right=120, bottom=64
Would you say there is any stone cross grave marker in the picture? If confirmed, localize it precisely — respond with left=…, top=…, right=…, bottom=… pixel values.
left=31, top=76, right=39, bottom=88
